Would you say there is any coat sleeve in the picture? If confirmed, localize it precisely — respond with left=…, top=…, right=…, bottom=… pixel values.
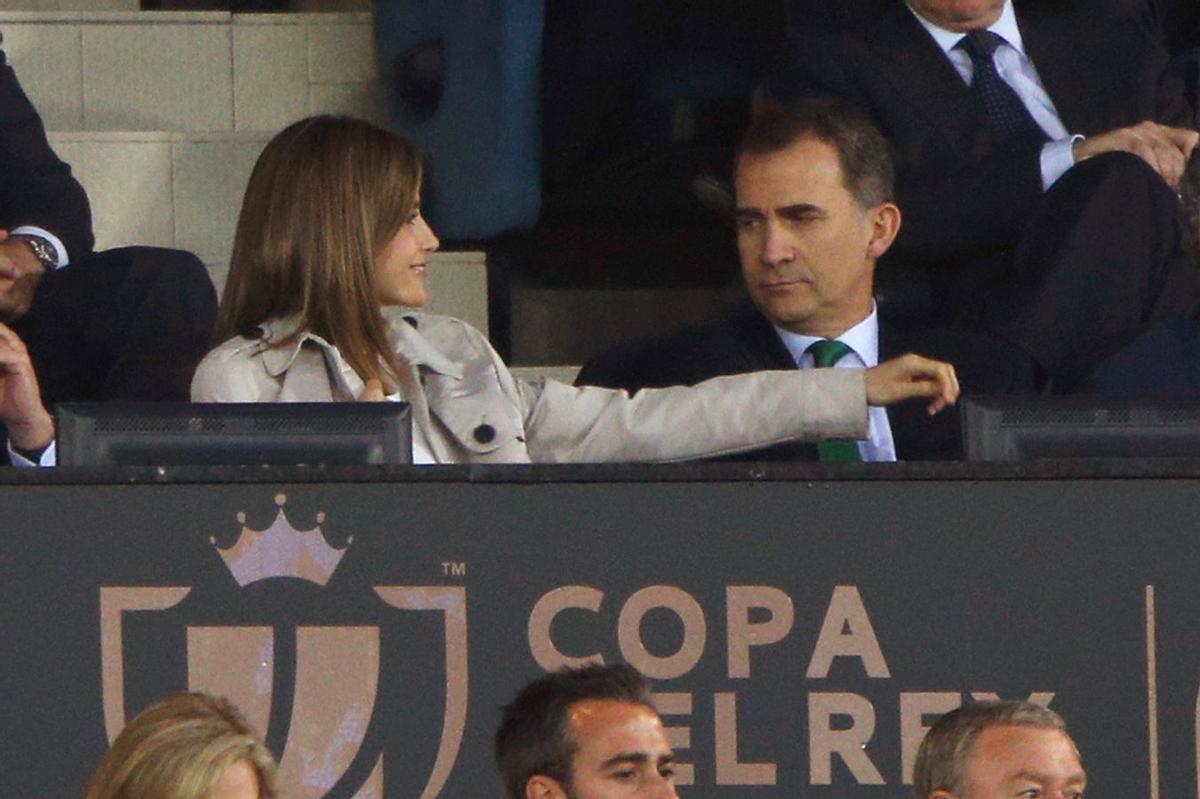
left=0, top=49, right=93, bottom=261
left=516, top=368, right=869, bottom=463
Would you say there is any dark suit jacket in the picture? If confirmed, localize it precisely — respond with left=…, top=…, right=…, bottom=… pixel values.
left=575, top=303, right=1036, bottom=460
left=1153, top=0, right=1200, bottom=51
left=0, top=49, right=92, bottom=261
left=768, top=0, right=1194, bottom=266
left=0, top=50, right=217, bottom=464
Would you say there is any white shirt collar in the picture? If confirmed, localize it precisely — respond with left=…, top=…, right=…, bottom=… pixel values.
left=773, top=303, right=880, bottom=368
left=907, top=0, right=1026, bottom=57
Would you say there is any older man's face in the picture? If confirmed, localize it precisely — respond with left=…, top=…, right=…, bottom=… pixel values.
left=907, top=0, right=1005, bottom=32
left=935, top=725, right=1086, bottom=799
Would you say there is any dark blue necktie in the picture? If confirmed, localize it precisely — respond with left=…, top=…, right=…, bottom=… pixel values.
left=955, top=30, right=1048, bottom=152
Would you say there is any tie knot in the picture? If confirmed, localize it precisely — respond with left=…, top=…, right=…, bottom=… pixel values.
left=956, top=29, right=1006, bottom=63
left=807, top=339, right=853, bottom=368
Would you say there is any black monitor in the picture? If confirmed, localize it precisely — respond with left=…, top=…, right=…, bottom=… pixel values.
left=55, top=402, right=412, bottom=467
left=962, top=397, right=1200, bottom=461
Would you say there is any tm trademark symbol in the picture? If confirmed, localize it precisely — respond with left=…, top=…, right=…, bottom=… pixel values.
left=442, top=561, right=467, bottom=577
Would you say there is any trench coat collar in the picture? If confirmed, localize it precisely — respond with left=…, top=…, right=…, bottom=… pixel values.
left=255, top=312, right=464, bottom=381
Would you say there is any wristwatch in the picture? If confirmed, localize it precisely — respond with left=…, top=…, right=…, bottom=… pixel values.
left=11, top=234, right=59, bottom=269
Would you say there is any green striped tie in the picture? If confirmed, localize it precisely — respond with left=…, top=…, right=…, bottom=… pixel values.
left=806, top=339, right=862, bottom=463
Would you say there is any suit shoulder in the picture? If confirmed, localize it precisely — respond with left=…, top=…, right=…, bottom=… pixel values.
left=578, top=314, right=779, bottom=391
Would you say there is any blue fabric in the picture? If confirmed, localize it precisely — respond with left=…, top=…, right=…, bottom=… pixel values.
left=1082, top=314, right=1200, bottom=398
left=374, top=0, right=544, bottom=239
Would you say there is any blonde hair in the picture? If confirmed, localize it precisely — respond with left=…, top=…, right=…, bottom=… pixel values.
left=215, top=115, right=424, bottom=386
left=83, top=693, right=277, bottom=799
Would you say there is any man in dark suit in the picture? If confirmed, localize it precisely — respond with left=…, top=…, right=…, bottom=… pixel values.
left=1153, top=0, right=1200, bottom=52
left=768, top=0, right=1200, bottom=392
left=577, top=99, right=1032, bottom=460
left=0, top=47, right=217, bottom=465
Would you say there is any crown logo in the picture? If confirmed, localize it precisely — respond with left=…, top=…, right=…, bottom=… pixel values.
left=213, top=494, right=352, bottom=587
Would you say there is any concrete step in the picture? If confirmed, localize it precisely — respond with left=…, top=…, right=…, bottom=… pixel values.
left=509, top=284, right=744, bottom=366
left=0, top=9, right=383, bottom=133
left=0, top=1, right=137, bottom=10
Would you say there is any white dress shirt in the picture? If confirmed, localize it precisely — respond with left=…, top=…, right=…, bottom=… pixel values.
left=773, top=305, right=897, bottom=462
left=8, top=438, right=54, bottom=467
left=908, top=0, right=1082, bottom=190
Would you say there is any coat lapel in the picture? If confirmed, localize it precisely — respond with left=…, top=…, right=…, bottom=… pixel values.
left=864, top=2, right=992, bottom=152
left=729, top=304, right=799, bottom=371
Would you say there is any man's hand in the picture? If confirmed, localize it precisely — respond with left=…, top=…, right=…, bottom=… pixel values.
left=0, top=322, right=53, bottom=450
left=864, top=353, right=960, bottom=416
left=1073, top=121, right=1200, bottom=189
left=0, top=230, right=47, bottom=322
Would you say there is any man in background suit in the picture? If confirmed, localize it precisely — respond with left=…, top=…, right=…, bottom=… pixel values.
left=0, top=45, right=217, bottom=465
left=577, top=99, right=1031, bottom=461
left=769, top=0, right=1200, bottom=393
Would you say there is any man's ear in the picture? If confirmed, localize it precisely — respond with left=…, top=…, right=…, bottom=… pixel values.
left=525, top=775, right=568, bottom=799
left=866, top=202, right=901, bottom=260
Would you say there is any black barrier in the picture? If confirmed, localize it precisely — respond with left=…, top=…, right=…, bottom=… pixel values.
left=3, top=462, right=1200, bottom=797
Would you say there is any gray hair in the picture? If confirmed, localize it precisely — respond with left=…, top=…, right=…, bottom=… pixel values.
left=911, top=700, right=1070, bottom=798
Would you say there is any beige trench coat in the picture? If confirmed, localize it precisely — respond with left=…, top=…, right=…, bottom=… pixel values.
left=190, top=310, right=868, bottom=463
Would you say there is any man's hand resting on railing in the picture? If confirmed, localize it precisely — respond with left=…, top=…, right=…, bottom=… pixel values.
left=864, top=353, right=960, bottom=416
left=0, top=321, right=53, bottom=452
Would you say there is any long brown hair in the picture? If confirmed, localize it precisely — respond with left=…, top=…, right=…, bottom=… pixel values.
left=83, top=692, right=277, bottom=799
left=215, top=115, right=423, bottom=385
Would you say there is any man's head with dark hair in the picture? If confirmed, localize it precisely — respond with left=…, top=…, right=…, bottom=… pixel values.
left=736, top=98, right=895, bottom=211
left=495, top=663, right=678, bottom=799
left=912, top=700, right=1085, bottom=799
left=734, top=98, right=901, bottom=338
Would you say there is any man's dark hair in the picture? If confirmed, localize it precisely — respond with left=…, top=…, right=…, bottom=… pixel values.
left=736, top=98, right=895, bottom=209
left=494, top=663, right=654, bottom=799
left=912, top=700, right=1072, bottom=798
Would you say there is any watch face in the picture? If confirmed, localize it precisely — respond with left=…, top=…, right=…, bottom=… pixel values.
left=17, top=235, right=56, bottom=267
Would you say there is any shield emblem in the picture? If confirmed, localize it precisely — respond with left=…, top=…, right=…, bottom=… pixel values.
left=98, top=495, right=468, bottom=798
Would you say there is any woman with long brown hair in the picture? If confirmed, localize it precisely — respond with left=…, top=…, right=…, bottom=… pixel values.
left=192, top=115, right=957, bottom=463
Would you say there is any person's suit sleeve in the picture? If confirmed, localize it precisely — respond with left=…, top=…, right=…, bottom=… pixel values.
left=0, top=48, right=93, bottom=261
left=768, top=30, right=1044, bottom=263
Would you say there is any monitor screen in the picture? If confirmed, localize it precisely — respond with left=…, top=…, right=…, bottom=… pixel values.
left=961, top=397, right=1200, bottom=461
left=55, top=402, right=412, bottom=467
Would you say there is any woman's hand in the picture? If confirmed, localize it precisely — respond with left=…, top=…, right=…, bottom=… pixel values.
left=863, top=353, right=960, bottom=415
left=0, top=322, right=54, bottom=449
left=357, top=378, right=386, bottom=402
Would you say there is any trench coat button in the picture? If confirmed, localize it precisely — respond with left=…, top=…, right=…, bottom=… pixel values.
left=473, top=424, right=496, bottom=444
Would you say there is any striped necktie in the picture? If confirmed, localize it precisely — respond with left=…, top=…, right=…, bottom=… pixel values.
left=806, top=339, right=862, bottom=463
